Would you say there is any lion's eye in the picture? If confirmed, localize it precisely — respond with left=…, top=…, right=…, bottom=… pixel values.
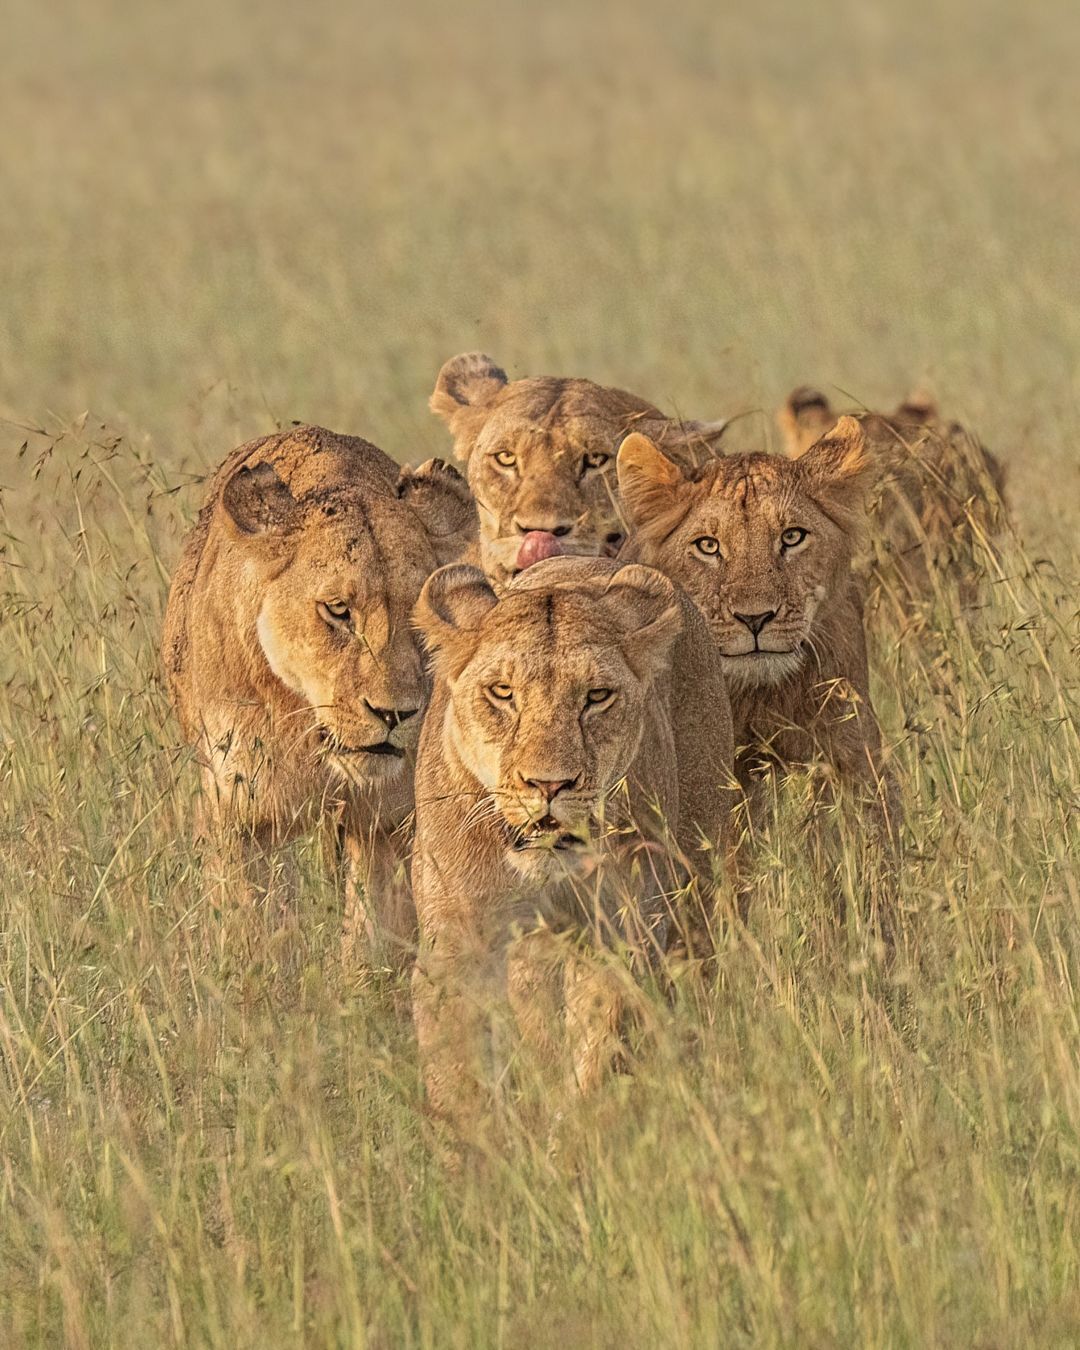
left=585, top=687, right=613, bottom=707
left=693, top=536, right=721, bottom=557
left=318, top=600, right=351, bottom=626
left=780, top=527, right=809, bottom=550
left=493, top=450, right=517, bottom=469
left=487, top=682, right=513, bottom=702
left=582, top=451, right=610, bottom=472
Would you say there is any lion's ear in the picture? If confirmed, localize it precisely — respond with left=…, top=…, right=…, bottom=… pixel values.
left=413, top=563, right=499, bottom=675
left=616, top=433, right=685, bottom=528
left=894, top=388, right=938, bottom=423
left=397, top=459, right=479, bottom=565
left=585, top=563, right=683, bottom=683
left=777, top=386, right=835, bottom=457
left=429, top=353, right=509, bottom=459
left=794, top=415, right=870, bottom=486
left=221, top=462, right=298, bottom=536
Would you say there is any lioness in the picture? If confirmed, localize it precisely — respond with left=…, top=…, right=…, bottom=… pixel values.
left=409, top=556, right=733, bottom=1132
left=429, top=352, right=728, bottom=586
left=162, top=424, right=476, bottom=964
left=617, top=417, right=899, bottom=861
left=778, top=387, right=1009, bottom=606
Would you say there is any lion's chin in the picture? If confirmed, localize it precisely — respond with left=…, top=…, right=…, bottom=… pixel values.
left=720, top=649, right=806, bottom=691
left=506, top=843, right=590, bottom=881
left=326, top=750, right=408, bottom=789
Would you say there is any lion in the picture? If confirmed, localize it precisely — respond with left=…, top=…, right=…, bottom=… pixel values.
left=778, top=386, right=1009, bottom=606
left=617, top=416, right=899, bottom=871
left=162, top=424, right=477, bottom=966
left=409, top=556, right=734, bottom=1134
left=428, top=352, right=729, bottom=586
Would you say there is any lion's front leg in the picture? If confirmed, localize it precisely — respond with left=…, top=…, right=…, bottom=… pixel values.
left=196, top=768, right=290, bottom=911
left=562, top=949, right=625, bottom=1095
left=341, top=814, right=416, bottom=975
left=411, top=927, right=509, bottom=1141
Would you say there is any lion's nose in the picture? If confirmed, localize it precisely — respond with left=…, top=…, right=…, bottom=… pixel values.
left=513, top=518, right=573, bottom=537
left=522, top=776, right=578, bottom=802
left=733, top=610, right=777, bottom=637
left=364, top=700, right=419, bottom=730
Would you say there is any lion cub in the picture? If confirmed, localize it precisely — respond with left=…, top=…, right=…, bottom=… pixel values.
left=429, top=352, right=728, bottom=587
left=410, top=557, right=733, bottom=1133
left=778, top=387, right=1009, bottom=607
left=162, top=425, right=476, bottom=966
left=617, top=417, right=899, bottom=852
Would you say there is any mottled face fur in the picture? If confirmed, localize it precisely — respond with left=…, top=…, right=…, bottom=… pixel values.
left=429, top=352, right=726, bottom=586
left=414, top=560, right=682, bottom=881
left=617, top=417, right=870, bottom=691
left=222, top=458, right=473, bottom=787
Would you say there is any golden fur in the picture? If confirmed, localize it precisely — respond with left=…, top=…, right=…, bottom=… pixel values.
left=429, top=352, right=728, bottom=585
left=409, top=556, right=734, bottom=1131
left=618, top=418, right=898, bottom=849
left=162, top=424, right=476, bottom=964
left=778, top=387, right=1009, bottom=605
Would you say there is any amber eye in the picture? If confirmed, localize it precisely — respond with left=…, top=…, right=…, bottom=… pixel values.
left=493, top=450, right=517, bottom=469
left=487, top=682, right=513, bottom=702
left=585, top=687, right=613, bottom=706
left=582, top=451, right=610, bottom=472
left=693, top=536, right=721, bottom=557
left=780, top=527, right=809, bottom=549
left=318, top=600, right=351, bottom=626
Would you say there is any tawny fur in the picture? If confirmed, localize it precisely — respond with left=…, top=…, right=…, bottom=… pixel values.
left=409, top=556, right=734, bottom=1134
left=162, top=424, right=476, bottom=967
left=429, top=352, right=728, bottom=586
left=618, top=418, right=900, bottom=860
left=778, top=387, right=1009, bottom=606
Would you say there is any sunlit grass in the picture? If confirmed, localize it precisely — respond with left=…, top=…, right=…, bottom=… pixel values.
left=1, top=403, right=1077, bottom=1346
left=2, top=0, right=1080, bottom=1341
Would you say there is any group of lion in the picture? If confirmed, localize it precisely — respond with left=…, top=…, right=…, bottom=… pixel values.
left=162, top=353, right=1008, bottom=1134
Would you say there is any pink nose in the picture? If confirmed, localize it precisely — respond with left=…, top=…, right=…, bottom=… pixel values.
left=515, top=530, right=564, bottom=571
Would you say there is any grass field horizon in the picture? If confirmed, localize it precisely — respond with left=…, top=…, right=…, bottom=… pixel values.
left=2, top=1, right=1079, bottom=1345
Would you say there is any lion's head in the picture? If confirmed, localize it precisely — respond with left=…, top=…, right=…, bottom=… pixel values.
left=777, top=386, right=1009, bottom=600
left=220, top=455, right=475, bottom=787
left=413, top=558, right=682, bottom=879
left=429, top=352, right=727, bottom=586
left=617, top=417, right=870, bottom=691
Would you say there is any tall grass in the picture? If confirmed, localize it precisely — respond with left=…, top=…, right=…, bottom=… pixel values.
left=1, top=0, right=1079, bottom=1343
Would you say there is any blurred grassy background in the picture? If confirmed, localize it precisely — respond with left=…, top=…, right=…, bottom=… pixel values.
left=2, top=0, right=1078, bottom=545
left=1, top=1, right=1079, bottom=1345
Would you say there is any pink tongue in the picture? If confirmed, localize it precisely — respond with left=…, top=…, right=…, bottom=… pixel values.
left=515, top=530, right=564, bottom=571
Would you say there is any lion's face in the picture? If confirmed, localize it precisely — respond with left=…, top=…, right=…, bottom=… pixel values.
left=618, top=417, right=870, bottom=692
left=414, top=560, right=681, bottom=880
left=429, top=353, right=727, bottom=586
left=221, top=458, right=475, bottom=787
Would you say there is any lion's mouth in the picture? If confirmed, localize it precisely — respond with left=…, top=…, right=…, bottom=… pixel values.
left=722, top=648, right=799, bottom=660
left=317, top=729, right=405, bottom=759
left=505, top=814, right=585, bottom=852
left=508, top=531, right=622, bottom=577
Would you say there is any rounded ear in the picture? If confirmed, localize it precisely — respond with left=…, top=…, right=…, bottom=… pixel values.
left=221, top=461, right=298, bottom=535
left=794, top=415, right=870, bottom=483
left=777, top=386, right=835, bottom=457
left=396, top=458, right=478, bottom=565
left=583, top=563, right=683, bottom=683
left=616, top=432, right=685, bottom=528
left=794, top=417, right=873, bottom=534
left=413, top=563, right=499, bottom=675
left=894, top=388, right=938, bottom=423
left=430, top=352, right=508, bottom=416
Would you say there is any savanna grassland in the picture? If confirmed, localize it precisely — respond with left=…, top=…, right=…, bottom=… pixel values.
left=1, top=0, right=1079, bottom=1344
